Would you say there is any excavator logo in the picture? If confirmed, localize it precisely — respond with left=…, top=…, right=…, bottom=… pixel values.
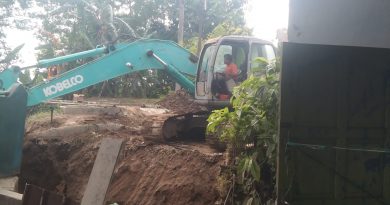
left=42, top=75, right=84, bottom=97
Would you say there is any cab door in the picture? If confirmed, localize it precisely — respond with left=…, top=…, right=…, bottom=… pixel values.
left=195, top=43, right=216, bottom=100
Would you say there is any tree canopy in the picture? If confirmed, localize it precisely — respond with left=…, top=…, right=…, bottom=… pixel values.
left=0, top=1, right=20, bottom=68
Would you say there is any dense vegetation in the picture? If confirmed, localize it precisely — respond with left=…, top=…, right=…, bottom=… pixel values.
left=208, top=57, right=280, bottom=204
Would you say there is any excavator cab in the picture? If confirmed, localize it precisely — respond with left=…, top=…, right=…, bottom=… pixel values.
left=195, top=36, right=276, bottom=107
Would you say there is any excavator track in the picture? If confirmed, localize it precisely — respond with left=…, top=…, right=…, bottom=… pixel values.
left=143, top=110, right=226, bottom=151
left=145, top=113, right=177, bottom=141
left=145, top=111, right=210, bottom=141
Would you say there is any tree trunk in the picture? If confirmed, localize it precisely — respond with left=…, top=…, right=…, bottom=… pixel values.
left=176, top=0, right=185, bottom=91
left=99, top=81, right=108, bottom=97
left=178, top=0, right=184, bottom=45
left=197, top=0, right=206, bottom=55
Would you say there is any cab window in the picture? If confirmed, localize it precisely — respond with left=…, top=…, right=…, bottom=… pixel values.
left=213, top=45, right=232, bottom=73
left=250, top=44, right=275, bottom=71
left=213, top=41, right=249, bottom=82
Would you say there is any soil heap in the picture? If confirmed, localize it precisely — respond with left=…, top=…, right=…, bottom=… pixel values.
left=157, top=90, right=207, bottom=115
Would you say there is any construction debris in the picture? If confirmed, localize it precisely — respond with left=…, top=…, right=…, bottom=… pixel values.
left=22, top=184, right=70, bottom=205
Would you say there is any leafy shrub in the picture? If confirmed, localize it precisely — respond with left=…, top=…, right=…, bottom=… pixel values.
left=207, top=57, right=279, bottom=204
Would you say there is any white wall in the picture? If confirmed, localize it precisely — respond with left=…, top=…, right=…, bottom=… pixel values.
left=289, top=0, right=390, bottom=48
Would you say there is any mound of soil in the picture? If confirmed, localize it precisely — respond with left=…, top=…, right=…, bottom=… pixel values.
left=157, top=90, right=207, bottom=115
left=106, top=144, right=223, bottom=205
left=21, top=105, right=224, bottom=205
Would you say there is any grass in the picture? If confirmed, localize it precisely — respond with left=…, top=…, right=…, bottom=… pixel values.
left=26, top=104, right=62, bottom=123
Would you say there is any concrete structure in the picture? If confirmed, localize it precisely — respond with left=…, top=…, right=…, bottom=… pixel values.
left=0, top=189, right=22, bottom=205
left=289, top=0, right=390, bottom=48
left=0, top=177, right=22, bottom=205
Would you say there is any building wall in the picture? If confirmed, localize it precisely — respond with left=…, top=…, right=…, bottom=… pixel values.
left=289, top=0, right=390, bottom=48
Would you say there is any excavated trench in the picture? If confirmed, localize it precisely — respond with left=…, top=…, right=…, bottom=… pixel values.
left=20, top=99, right=226, bottom=204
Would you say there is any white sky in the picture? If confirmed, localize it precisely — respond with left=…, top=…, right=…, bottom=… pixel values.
left=4, top=1, right=43, bottom=67
left=5, top=0, right=289, bottom=67
left=246, top=0, right=289, bottom=41
left=6, top=28, right=40, bottom=67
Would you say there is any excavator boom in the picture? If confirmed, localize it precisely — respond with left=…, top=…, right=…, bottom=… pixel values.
left=24, top=39, right=197, bottom=106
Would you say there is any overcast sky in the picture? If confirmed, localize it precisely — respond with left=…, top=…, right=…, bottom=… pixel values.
left=246, top=0, right=289, bottom=41
left=5, top=0, right=289, bottom=67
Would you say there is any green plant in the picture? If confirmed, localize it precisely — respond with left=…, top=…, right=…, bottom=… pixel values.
left=207, top=57, right=279, bottom=204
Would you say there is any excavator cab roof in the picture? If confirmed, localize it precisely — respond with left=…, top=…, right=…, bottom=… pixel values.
left=205, top=35, right=273, bottom=45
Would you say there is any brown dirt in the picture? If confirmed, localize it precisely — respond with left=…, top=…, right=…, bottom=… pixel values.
left=157, top=90, right=208, bottom=115
left=21, top=105, right=224, bottom=205
left=106, top=144, right=223, bottom=205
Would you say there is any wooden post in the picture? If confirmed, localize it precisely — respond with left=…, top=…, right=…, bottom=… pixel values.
left=81, top=138, right=123, bottom=205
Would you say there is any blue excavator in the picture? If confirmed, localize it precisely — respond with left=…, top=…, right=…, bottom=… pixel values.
left=0, top=36, right=276, bottom=177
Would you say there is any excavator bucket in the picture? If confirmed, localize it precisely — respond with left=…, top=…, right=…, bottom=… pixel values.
left=0, top=83, right=27, bottom=177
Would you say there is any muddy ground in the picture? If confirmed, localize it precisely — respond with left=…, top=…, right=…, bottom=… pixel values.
left=20, top=93, right=226, bottom=205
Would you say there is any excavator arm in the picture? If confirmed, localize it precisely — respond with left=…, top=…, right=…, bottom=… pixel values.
left=25, top=39, right=197, bottom=106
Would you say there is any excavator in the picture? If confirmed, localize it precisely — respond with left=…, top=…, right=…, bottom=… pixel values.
left=0, top=36, right=276, bottom=177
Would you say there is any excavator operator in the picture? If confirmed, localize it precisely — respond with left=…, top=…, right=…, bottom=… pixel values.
left=223, top=54, right=238, bottom=91
left=212, top=54, right=239, bottom=100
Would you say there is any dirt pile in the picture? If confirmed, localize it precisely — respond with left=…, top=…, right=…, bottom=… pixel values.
left=21, top=105, right=224, bottom=205
left=157, top=90, right=207, bottom=114
left=106, top=144, right=223, bottom=205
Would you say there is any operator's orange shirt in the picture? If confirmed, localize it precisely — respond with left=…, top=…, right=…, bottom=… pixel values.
left=225, top=63, right=238, bottom=79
